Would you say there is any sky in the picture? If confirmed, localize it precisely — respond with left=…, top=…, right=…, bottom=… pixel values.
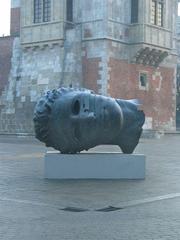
left=0, top=0, right=11, bottom=36
left=0, top=1, right=180, bottom=36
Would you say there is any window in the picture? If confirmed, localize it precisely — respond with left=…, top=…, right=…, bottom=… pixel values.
left=66, top=0, right=73, bottom=29
left=43, top=0, right=51, bottom=22
left=157, top=2, right=163, bottom=26
left=34, top=0, right=51, bottom=23
left=151, top=0, right=164, bottom=27
left=139, top=73, right=148, bottom=90
left=151, top=1, right=156, bottom=25
left=66, top=0, right=73, bottom=22
left=131, top=0, right=139, bottom=23
left=34, top=0, right=42, bottom=23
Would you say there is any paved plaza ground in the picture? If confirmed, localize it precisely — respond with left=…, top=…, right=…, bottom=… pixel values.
left=0, top=134, right=180, bottom=239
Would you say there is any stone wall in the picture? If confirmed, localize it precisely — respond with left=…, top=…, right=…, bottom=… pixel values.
left=0, top=38, right=33, bottom=134
left=0, top=37, right=14, bottom=95
left=0, top=0, right=178, bottom=134
left=0, top=25, right=83, bottom=134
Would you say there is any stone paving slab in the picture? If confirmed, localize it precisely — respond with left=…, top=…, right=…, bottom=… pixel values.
left=0, top=135, right=180, bottom=239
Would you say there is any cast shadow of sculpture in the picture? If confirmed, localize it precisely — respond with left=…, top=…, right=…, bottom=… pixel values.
left=33, top=88, right=145, bottom=154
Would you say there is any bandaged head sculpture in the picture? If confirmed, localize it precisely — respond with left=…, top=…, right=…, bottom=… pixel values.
left=33, top=88, right=145, bottom=154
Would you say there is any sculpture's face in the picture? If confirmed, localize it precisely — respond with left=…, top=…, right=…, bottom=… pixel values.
left=51, top=90, right=123, bottom=152
left=34, top=88, right=145, bottom=154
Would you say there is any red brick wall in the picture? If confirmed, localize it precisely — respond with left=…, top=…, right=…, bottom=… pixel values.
left=108, top=58, right=176, bottom=130
left=82, top=54, right=101, bottom=93
left=0, top=37, right=14, bottom=94
left=10, top=8, right=20, bottom=36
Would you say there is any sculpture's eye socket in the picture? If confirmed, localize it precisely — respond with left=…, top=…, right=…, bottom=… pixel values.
left=72, top=100, right=80, bottom=115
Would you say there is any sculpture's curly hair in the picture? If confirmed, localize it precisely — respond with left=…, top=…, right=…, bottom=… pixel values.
left=33, top=87, right=93, bottom=147
left=33, top=90, right=55, bottom=146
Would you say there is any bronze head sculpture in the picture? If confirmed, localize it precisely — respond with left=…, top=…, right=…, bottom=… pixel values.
left=33, top=88, right=145, bottom=154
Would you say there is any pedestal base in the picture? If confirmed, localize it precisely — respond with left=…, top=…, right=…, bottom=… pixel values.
left=44, top=151, right=145, bottom=179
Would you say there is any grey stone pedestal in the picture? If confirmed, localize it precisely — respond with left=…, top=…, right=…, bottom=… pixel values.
left=44, top=151, right=146, bottom=179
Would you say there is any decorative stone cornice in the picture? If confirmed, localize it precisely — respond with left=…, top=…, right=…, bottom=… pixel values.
left=134, top=47, right=169, bottom=67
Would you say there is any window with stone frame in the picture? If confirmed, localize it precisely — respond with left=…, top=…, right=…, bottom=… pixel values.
left=139, top=72, right=148, bottom=90
left=131, top=0, right=139, bottom=23
left=34, top=0, right=51, bottom=23
left=34, top=0, right=42, bottom=23
left=43, top=0, right=51, bottom=22
left=66, top=0, right=73, bottom=22
left=151, top=0, right=164, bottom=27
left=66, top=0, right=73, bottom=29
